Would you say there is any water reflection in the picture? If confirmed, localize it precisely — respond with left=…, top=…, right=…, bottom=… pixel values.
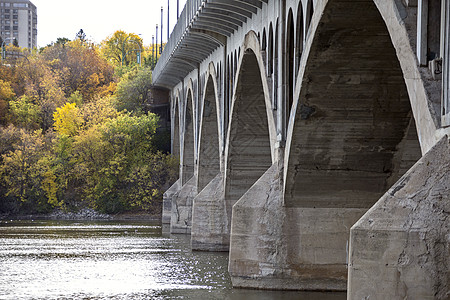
left=0, top=220, right=346, bottom=300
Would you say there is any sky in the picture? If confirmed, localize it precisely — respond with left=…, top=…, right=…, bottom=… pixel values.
left=31, top=0, right=187, bottom=47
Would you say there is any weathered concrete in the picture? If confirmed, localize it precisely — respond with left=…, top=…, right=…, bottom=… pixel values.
left=229, top=162, right=360, bottom=291
left=191, top=173, right=229, bottom=251
left=348, top=136, right=450, bottom=300
left=229, top=163, right=285, bottom=289
left=170, top=176, right=197, bottom=234
left=162, top=179, right=180, bottom=224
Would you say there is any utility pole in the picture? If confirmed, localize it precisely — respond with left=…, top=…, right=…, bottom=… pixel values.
left=152, top=35, right=155, bottom=69
left=160, top=7, right=163, bottom=54
left=156, top=24, right=159, bottom=63
left=168, top=0, right=170, bottom=42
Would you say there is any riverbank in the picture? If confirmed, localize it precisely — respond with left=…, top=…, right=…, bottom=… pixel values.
left=0, top=208, right=162, bottom=222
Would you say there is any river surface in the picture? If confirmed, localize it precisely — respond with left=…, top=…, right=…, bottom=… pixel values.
left=0, top=220, right=346, bottom=300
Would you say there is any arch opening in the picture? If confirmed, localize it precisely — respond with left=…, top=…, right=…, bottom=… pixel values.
left=182, top=89, right=195, bottom=185
left=274, top=21, right=279, bottom=109
left=305, top=0, right=314, bottom=36
left=285, top=0, right=422, bottom=209
left=226, top=49, right=272, bottom=205
left=226, top=56, right=231, bottom=136
left=198, top=76, right=220, bottom=192
left=287, top=9, right=295, bottom=125
left=173, top=98, right=180, bottom=161
left=295, top=2, right=304, bottom=77
left=268, top=23, right=274, bottom=76
left=262, top=28, right=267, bottom=52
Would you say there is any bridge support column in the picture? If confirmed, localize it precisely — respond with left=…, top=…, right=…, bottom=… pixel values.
left=191, top=173, right=229, bottom=251
left=229, top=163, right=366, bottom=291
left=229, top=163, right=286, bottom=289
left=170, top=176, right=197, bottom=234
left=348, top=136, right=450, bottom=300
left=162, top=179, right=181, bottom=224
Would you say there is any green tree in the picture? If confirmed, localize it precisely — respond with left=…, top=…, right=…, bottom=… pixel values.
left=9, top=95, right=41, bottom=129
left=83, top=113, right=159, bottom=213
left=125, top=152, right=178, bottom=210
left=0, top=129, right=56, bottom=212
left=114, top=66, right=153, bottom=113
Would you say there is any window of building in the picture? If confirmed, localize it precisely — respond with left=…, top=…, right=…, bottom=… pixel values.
left=13, top=26, right=17, bottom=30
left=4, top=9, right=10, bottom=13
left=13, top=20, right=18, bottom=25
left=13, top=3, right=28, bottom=8
left=12, top=15, right=18, bottom=20
left=12, top=9, right=18, bottom=14
left=4, top=26, right=10, bottom=30
left=5, top=15, right=10, bottom=19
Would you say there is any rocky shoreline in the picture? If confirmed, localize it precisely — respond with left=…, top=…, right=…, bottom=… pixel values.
left=0, top=208, right=162, bottom=222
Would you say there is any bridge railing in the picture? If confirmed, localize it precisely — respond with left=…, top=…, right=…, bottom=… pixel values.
left=153, top=0, right=204, bottom=84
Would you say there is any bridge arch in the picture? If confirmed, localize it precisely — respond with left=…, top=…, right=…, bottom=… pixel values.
left=284, top=0, right=422, bottom=208
left=287, top=8, right=295, bottom=126
left=305, top=0, right=314, bottom=37
left=224, top=30, right=277, bottom=207
left=295, top=1, right=304, bottom=78
left=172, top=89, right=181, bottom=161
left=182, top=80, right=195, bottom=185
left=268, top=23, right=274, bottom=76
left=197, top=63, right=222, bottom=192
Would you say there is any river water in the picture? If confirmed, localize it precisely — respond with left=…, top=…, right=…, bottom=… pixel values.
left=0, top=220, right=346, bottom=300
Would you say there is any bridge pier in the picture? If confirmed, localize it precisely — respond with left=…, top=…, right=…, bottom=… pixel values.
left=348, top=136, right=450, bottom=300
left=170, top=176, right=197, bottom=234
left=228, top=163, right=367, bottom=291
left=162, top=179, right=181, bottom=224
left=191, top=173, right=230, bottom=251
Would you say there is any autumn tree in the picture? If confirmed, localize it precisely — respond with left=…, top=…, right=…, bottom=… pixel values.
left=0, top=129, right=56, bottom=212
left=53, top=102, right=83, bottom=137
left=42, top=40, right=115, bottom=102
left=100, top=31, right=143, bottom=67
left=0, top=79, right=15, bottom=125
left=142, top=44, right=165, bottom=69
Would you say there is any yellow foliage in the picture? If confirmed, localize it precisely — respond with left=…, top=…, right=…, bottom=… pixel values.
left=42, top=169, right=61, bottom=207
left=100, top=30, right=143, bottom=67
left=53, top=102, right=83, bottom=136
left=0, top=79, right=15, bottom=100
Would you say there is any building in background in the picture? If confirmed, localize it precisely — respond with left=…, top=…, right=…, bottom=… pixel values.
left=0, top=0, right=36, bottom=48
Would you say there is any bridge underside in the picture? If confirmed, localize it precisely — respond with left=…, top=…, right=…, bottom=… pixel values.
left=229, top=0, right=424, bottom=291
left=159, top=0, right=449, bottom=296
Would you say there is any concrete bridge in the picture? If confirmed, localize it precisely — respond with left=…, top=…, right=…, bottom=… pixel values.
left=153, top=0, right=449, bottom=298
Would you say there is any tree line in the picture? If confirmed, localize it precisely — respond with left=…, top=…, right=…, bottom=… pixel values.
left=0, top=31, right=177, bottom=215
